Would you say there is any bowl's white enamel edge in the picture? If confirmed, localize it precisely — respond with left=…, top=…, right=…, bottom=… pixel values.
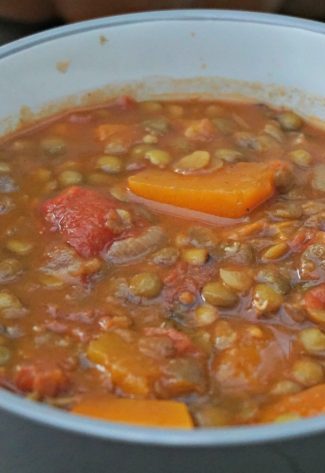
left=2, top=8, right=325, bottom=59
left=1, top=9, right=325, bottom=447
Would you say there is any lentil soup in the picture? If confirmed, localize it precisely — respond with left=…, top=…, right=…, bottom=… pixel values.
left=0, top=96, right=325, bottom=429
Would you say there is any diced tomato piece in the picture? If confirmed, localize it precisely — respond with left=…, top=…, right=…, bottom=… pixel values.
left=304, top=284, right=325, bottom=311
left=41, top=186, right=120, bottom=257
left=163, top=261, right=216, bottom=306
left=15, top=363, right=68, bottom=398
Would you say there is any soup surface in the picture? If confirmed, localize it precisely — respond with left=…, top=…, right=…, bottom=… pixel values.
left=0, top=96, right=325, bottom=429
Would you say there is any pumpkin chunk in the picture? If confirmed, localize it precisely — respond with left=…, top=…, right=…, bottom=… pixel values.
left=72, top=397, right=193, bottom=429
left=87, top=332, right=159, bottom=396
left=128, top=162, right=276, bottom=218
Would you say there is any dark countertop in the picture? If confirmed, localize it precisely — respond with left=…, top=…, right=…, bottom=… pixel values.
left=0, top=17, right=61, bottom=46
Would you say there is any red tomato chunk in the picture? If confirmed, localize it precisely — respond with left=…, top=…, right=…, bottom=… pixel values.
left=305, top=284, right=325, bottom=311
left=41, top=186, right=121, bottom=257
left=15, top=363, right=68, bottom=398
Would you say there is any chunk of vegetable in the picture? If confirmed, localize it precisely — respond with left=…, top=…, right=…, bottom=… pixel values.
left=72, top=397, right=193, bottom=429
left=212, top=326, right=284, bottom=394
left=128, top=162, right=276, bottom=218
left=304, top=284, right=325, bottom=322
left=15, top=363, right=68, bottom=398
left=260, top=385, right=325, bottom=422
left=41, top=186, right=121, bottom=258
left=87, top=332, right=159, bottom=395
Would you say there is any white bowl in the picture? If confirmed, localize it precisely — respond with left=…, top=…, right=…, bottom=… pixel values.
left=1, top=10, right=325, bottom=473
left=2, top=9, right=325, bottom=136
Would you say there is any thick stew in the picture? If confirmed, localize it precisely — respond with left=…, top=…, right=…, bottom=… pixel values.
left=0, top=96, right=324, bottom=428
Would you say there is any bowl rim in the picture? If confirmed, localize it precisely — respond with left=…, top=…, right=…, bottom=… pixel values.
left=2, top=7, right=325, bottom=59
left=1, top=8, right=325, bottom=447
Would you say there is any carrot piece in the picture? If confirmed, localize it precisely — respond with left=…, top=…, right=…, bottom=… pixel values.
left=260, top=384, right=325, bottom=422
left=87, top=332, right=159, bottom=396
left=72, top=397, right=193, bottom=429
left=128, top=162, right=276, bottom=219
